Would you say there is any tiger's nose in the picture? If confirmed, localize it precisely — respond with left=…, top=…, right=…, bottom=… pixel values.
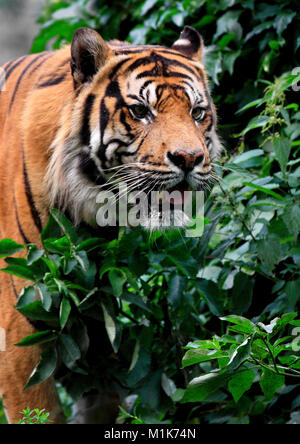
left=167, top=150, right=204, bottom=172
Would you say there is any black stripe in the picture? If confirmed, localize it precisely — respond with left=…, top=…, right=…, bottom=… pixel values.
left=22, top=148, right=43, bottom=232
left=0, top=56, right=27, bottom=91
left=109, top=58, right=130, bottom=79
left=114, top=47, right=193, bottom=62
left=137, top=69, right=194, bottom=81
left=98, top=99, right=110, bottom=162
left=139, top=80, right=153, bottom=98
left=9, top=53, right=49, bottom=112
left=114, top=48, right=149, bottom=55
left=14, top=194, right=31, bottom=244
left=0, top=60, right=14, bottom=80
left=81, top=94, right=96, bottom=146
left=37, top=72, right=67, bottom=88
left=10, top=275, right=19, bottom=299
left=156, top=49, right=192, bottom=60
left=170, top=84, right=192, bottom=103
left=27, top=53, right=54, bottom=78
left=127, top=53, right=199, bottom=78
left=78, top=151, right=105, bottom=185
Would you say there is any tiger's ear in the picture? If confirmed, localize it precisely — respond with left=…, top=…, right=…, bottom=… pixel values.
left=171, top=26, right=203, bottom=61
left=71, top=28, right=111, bottom=87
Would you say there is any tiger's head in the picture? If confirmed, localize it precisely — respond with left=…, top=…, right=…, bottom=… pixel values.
left=48, top=27, right=222, bottom=227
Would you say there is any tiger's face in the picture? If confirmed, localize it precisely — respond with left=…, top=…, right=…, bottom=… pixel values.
left=48, top=27, right=221, bottom=227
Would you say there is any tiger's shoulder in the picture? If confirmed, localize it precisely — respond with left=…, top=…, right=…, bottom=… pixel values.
left=0, top=46, right=74, bottom=133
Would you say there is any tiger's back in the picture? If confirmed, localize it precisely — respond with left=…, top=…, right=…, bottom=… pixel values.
left=0, top=48, right=74, bottom=243
left=0, top=26, right=221, bottom=423
left=0, top=47, right=75, bottom=424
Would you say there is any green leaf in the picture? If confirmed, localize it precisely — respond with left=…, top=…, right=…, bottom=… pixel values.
left=37, top=283, right=52, bottom=312
left=181, top=372, right=230, bottom=403
left=257, top=236, right=287, bottom=272
left=127, top=347, right=151, bottom=386
left=167, top=273, right=186, bottom=308
left=184, top=340, right=220, bottom=350
left=282, top=205, right=300, bottom=240
left=228, top=369, right=256, bottom=403
left=41, top=212, right=63, bottom=244
left=78, top=287, right=99, bottom=310
left=15, top=330, right=57, bottom=347
left=108, top=269, right=127, bottom=298
left=242, top=182, right=286, bottom=201
left=0, top=239, right=25, bottom=258
left=223, top=49, right=241, bottom=75
left=24, top=345, right=57, bottom=390
left=195, top=279, right=224, bottom=316
left=216, top=11, right=243, bottom=41
left=122, top=292, right=151, bottom=313
left=244, top=21, right=273, bottom=42
left=59, top=296, right=71, bottom=329
left=15, top=287, right=36, bottom=310
left=226, top=336, right=253, bottom=371
left=74, top=251, right=89, bottom=272
left=27, top=246, right=44, bottom=266
left=236, top=99, right=265, bottom=114
left=140, top=0, right=159, bottom=15
left=161, top=373, right=177, bottom=398
left=273, top=138, right=291, bottom=173
left=285, top=280, right=300, bottom=311
left=232, top=149, right=264, bottom=165
left=75, top=238, right=105, bottom=253
left=101, top=303, right=122, bottom=353
left=1, top=264, right=35, bottom=281
left=58, top=334, right=81, bottom=369
left=220, top=315, right=256, bottom=334
left=259, top=369, right=285, bottom=400
left=242, top=115, right=270, bottom=135
left=232, top=272, right=253, bottom=315
left=205, top=48, right=223, bottom=85
left=274, top=11, right=296, bottom=34
left=50, top=208, right=78, bottom=244
left=17, top=301, right=58, bottom=322
left=182, top=349, right=227, bottom=368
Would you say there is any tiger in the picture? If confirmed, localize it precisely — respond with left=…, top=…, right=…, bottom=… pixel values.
left=0, top=26, right=221, bottom=423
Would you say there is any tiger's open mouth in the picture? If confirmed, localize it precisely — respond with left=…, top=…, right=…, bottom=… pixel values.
left=157, top=180, right=192, bottom=207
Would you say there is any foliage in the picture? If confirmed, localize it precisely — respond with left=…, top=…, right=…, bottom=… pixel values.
left=0, top=399, right=7, bottom=424
left=16, top=408, right=51, bottom=424
left=0, top=0, right=299, bottom=425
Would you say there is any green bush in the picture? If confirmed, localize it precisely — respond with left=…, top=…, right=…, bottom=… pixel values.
left=0, top=0, right=299, bottom=425
left=16, top=408, right=51, bottom=424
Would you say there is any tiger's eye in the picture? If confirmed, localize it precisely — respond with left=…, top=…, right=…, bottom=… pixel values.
left=192, top=107, right=205, bottom=122
left=130, top=104, right=149, bottom=119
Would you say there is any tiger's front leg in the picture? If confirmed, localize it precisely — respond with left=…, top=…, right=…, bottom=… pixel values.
left=0, top=273, right=65, bottom=424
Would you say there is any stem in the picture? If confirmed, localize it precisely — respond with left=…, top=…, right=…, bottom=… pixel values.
left=262, top=338, right=280, bottom=374
left=249, top=356, right=300, bottom=379
left=218, top=183, right=257, bottom=242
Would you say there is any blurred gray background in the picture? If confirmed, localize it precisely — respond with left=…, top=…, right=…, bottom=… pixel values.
left=0, top=0, right=43, bottom=65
